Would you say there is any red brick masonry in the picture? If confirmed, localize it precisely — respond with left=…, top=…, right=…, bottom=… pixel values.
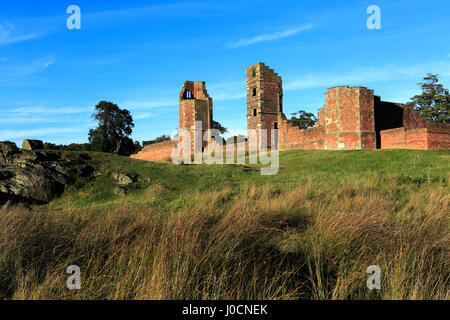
left=130, top=140, right=178, bottom=161
left=381, top=127, right=450, bottom=150
left=131, top=63, right=450, bottom=161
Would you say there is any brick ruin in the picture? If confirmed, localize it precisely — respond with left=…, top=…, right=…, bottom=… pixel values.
left=131, top=81, right=213, bottom=161
left=131, top=63, right=450, bottom=160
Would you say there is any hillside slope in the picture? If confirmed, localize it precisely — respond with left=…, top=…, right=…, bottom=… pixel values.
left=0, top=150, right=449, bottom=300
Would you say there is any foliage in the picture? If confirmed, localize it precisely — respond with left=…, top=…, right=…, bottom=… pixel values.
left=143, top=135, right=171, bottom=147
left=290, top=110, right=318, bottom=129
left=88, top=101, right=135, bottom=155
left=408, top=73, right=450, bottom=123
left=43, top=142, right=92, bottom=152
left=211, top=120, right=228, bottom=134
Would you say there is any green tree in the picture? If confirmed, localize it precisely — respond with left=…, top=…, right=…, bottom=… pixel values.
left=290, top=110, right=317, bottom=129
left=407, top=74, right=450, bottom=123
left=212, top=120, right=228, bottom=134
left=143, top=134, right=171, bottom=146
left=88, top=101, right=135, bottom=155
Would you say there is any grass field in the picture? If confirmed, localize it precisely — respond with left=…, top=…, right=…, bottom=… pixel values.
left=0, top=149, right=449, bottom=299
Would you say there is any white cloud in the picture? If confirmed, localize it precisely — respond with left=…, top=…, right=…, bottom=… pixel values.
left=208, top=80, right=246, bottom=101
left=133, top=112, right=155, bottom=120
left=8, top=106, right=90, bottom=115
left=89, top=1, right=224, bottom=20
left=121, top=99, right=177, bottom=110
left=3, top=98, right=174, bottom=119
left=284, top=61, right=450, bottom=91
left=228, top=25, right=313, bottom=48
left=0, top=127, right=86, bottom=140
left=0, top=58, right=54, bottom=83
left=0, top=23, right=38, bottom=46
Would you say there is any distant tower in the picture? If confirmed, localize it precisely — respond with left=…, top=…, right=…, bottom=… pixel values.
left=179, top=81, right=213, bottom=152
left=246, top=63, right=283, bottom=148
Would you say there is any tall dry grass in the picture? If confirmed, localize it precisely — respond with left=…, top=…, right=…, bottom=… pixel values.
left=0, top=182, right=448, bottom=300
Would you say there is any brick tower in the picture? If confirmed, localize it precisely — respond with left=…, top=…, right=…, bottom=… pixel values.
left=179, top=81, right=213, bottom=152
left=323, top=86, right=376, bottom=150
left=246, top=63, right=283, bottom=148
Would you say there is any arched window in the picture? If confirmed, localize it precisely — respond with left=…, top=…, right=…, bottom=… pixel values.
left=252, top=88, right=257, bottom=97
left=253, top=108, right=257, bottom=117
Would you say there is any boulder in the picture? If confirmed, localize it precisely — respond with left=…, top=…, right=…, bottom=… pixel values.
left=0, top=141, right=20, bottom=163
left=0, top=165, right=67, bottom=204
left=113, top=187, right=127, bottom=195
left=22, top=139, right=44, bottom=151
left=0, top=148, right=97, bottom=205
left=12, top=150, right=38, bottom=165
left=112, top=171, right=137, bottom=185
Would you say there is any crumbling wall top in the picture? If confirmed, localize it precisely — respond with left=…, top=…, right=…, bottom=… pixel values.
left=180, top=81, right=210, bottom=100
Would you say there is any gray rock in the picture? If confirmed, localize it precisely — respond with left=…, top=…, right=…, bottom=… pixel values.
left=112, top=171, right=137, bottom=185
left=0, top=165, right=66, bottom=203
left=22, top=139, right=44, bottom=151
left=0, top=148, right=98, bottom=205
left=12, top=150, right=38, bottom=165
left=113, top=187, right=127, bottom=195
left=0, top=141, right=20, bottom=163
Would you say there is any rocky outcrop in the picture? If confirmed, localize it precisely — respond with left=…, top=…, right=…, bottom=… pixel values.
left=22, top=139, right=44, bottom=151
left=112, top=171, right=137, bottom=185
left=113, top=187, right=127, bottom=195
left=0, top=142, right=96, bottom=206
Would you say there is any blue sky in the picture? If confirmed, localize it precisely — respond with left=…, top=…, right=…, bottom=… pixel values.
left=1, top=0, right=450, bottom=145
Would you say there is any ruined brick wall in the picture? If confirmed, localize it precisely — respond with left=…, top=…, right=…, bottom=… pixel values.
left=179, top=81, right=212, bottom=129
left=132, top=63, right=449, bottom=162
left=317, top=108, right=325, bottom=127
left=380, top=127, right=450, bottom=150
left=427, top=128, right=450, bottom=149
left=130, top=81, right=213, bottom=161
left=379, top=102, right=450, bottom=150
left=130, top=140, right=178, bottom=161
left=402, top=104, right=428, bottom=130
left=278, top=121, right=325, bottom=150
left=247, top=63, right=282, bottom=147
left=323, top=86, right=376, bottom=150
left=179, top=81, right=213, bottom=152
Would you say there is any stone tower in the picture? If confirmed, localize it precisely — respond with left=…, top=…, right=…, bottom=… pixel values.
left=246, top=63, right=283, bottom=148
left=179, top=81, right=213, bottom=152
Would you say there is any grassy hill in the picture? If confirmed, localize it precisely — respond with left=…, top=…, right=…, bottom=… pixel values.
left=1, top=149, right=449, bottom=299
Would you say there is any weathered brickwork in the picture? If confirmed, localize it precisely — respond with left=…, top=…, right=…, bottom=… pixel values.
left=130, top=140, right=178, bottom=161
left=278, top=123, right=325, bottom=150
left=246, top=63, right=282, bottom=148
left=179, top=81, right=213, bottom=152
left=321, top=86, right=376, bottom=150
left=381, top=127, right=450, bottom=149
left=256, top=63, right=448, bottom=151
left=131, top=62, right=449, bottom=161
left=131, top=81, right=213, bottom=161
